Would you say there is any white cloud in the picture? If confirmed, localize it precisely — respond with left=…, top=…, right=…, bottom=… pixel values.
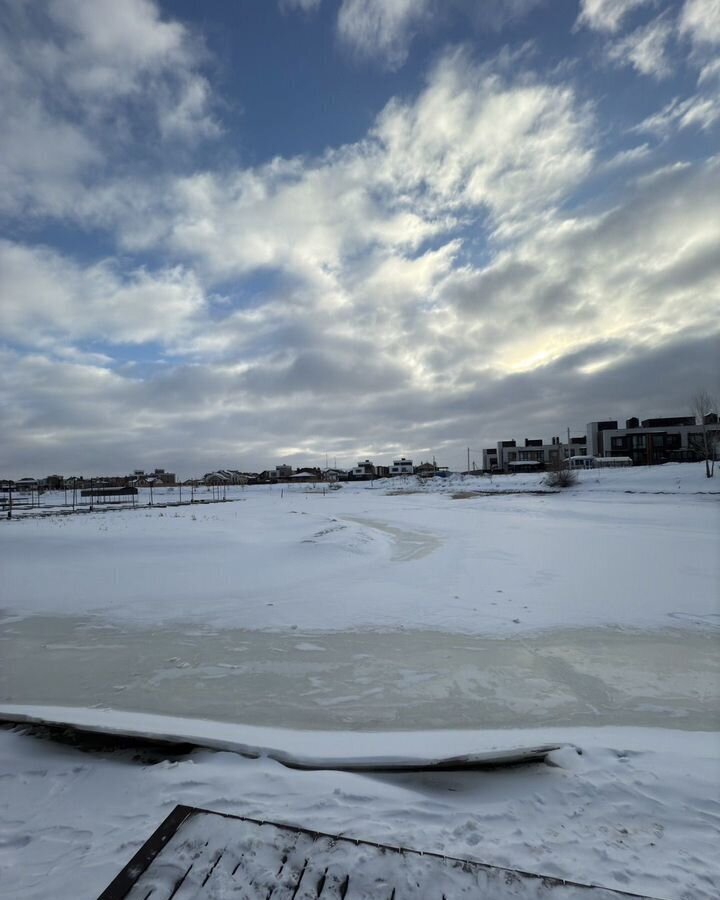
left=2, top=159, right=719, bottom=475
left=45, top=0, right=192, bottom=93
left=98, top=49, right=593, bottom=324
left=698, top=56, right=720, bottom=82
left=429, top=158, right=720, bottom=375
left=679, top=0, right=720, bottom=46
left=601, top=143, right=652, bottom=169
left=0, top=0, right=218, bottom=217
left=3, top=10, right=719, bottom=475
left=0, top=240, right=207, bottom=349
left=279, top=0, right=323, bottom=11
left=96, top=72, right=718, bottom=401
left=335, top=0, right=545, bottom=69
left=336, top=0, right=435, bottom=69
left=636, top=92, right=720, bottom=132
left=606, top=14, right=674, bottom=77
left=157, top=75, right=220, bottom=141
left=369, top=50, right=594, bottom=234
left=576, top=0, right=656, bottom=32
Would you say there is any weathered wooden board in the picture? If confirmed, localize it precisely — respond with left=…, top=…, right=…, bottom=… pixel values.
left=98, top=806, right=662, bottom=900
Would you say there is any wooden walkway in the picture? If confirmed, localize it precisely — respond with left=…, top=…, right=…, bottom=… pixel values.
left=98, top=806, right=662, bottom=900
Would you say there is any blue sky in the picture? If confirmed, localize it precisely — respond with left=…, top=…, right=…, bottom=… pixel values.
left=1, top=0, right=718, bottom=476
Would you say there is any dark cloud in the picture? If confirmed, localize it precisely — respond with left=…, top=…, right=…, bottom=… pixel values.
left=2, top=330, right=717, bottom=476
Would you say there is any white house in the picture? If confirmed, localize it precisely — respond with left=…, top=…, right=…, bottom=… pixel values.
left=389, top=457, right=414, bottom=476
left=350, top=460, right=376, bottom=479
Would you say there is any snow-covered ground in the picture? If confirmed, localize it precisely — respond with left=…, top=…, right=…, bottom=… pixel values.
left=2, top=723, right=719, bottom=899
left=1, top=465, right=718, bottom=633
left=1, top=463, right=718, bottom=898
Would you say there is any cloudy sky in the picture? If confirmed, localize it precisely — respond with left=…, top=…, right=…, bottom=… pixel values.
left=1, top=0, right=719, bottom=477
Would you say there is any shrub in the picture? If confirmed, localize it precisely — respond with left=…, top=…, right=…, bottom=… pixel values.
left=545, top=459, right=578, bottom=488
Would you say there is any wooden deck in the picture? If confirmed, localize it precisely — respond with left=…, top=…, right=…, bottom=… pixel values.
left=98, top=806, right=662, bottom=900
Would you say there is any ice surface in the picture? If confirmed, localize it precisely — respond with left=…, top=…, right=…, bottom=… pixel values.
left=1, top=619, right=717, bottom=731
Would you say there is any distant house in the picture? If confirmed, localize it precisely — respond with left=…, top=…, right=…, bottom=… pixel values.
left=203, top=470, right=248, bottom=486
left=481, top=448, right=499, bottom=472
left=289, top=470, right=319, bottom=483
left=322, top=468, right=347, bottom=482
left=492, top=437, right=588, bottom=472
left=482, top=412, right=720, bottom=472
left=588, top=416, right=720, bottom=466
left=414, top=460, right=448, bottom=478
left=15, top=477, right=39, bottom=490
left=350, top=459, right=376, bottom=480
left=389, top=457, right=414, bottom=476
left=39, top=475, right=65, bottom=490
left=130, top=468, right=176, bottom=487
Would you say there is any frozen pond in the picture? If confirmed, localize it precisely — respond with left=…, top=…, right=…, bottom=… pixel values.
left=2, top=615, right=718, bottom=731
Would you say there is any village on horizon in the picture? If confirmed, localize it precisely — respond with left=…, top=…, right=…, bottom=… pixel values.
left=4, top=410, right=719, bottom=493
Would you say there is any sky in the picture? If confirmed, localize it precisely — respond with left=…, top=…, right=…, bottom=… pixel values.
left=1, top=0, right=719, bottom=477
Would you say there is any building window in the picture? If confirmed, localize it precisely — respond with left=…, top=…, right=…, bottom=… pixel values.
left=611, top=437, right=627, bottom=449
left=632, top=435, right=647, bottom=449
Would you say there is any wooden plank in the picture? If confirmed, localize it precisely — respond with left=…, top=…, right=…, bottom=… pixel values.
left=101, top=806, right=666, bottom=900
left=98, top=806, right=195, bottom=900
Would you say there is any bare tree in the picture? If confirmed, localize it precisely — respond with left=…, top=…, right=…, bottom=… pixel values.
left=544, top=454, right=578, bottom=488
left=691, top=389, right=719, bottom=478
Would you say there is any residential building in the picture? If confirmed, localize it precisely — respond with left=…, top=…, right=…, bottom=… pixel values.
left=389, top=457, right=414, bottom=476
left=129, top=468, right=176, bottom=486
left=203, top=470, right=248, bottom=485
left=586, top=421, right=619, bottom=459
left=414, top=459, right=448, bottom=477
left=587, top=416, right=720, bottom=466
left=350, top=459, right=376, bottom=480
left=289, top=470, right=320, bottom=483
left=491, top=437, right=587, bottom=471
left=482, top=448, right=498, bottom=471
left=322, top=468, right=347, bottom=482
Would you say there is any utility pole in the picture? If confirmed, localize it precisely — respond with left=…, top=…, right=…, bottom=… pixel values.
left=467, top=447, right=470, bottom=473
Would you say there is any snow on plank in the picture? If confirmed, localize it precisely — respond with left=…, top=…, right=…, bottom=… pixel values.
left=0, top=705, right=561, bottom=771
left=98, top=806, right=663, bottom=900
